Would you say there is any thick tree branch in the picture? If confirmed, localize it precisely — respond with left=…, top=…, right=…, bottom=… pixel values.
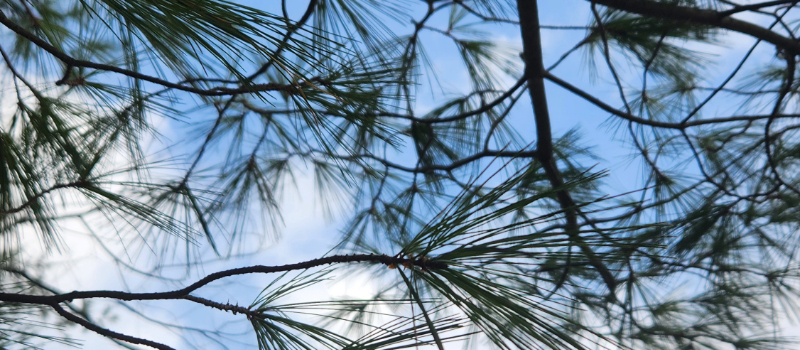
left=517, top=0, right=617, bottom=293
left=589, top=0, right=800, bottom=55
left=0, top=254, right=446, bottom=306
left=0, top=254, right=450, bottom=348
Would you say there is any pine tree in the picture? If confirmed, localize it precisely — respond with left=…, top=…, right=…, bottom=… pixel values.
left=0, top=0, right=798, bottom=349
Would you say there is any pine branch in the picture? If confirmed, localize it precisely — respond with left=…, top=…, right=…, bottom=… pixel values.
left=183, top=295, right=257, bottom=318
left=764, top=53, right=800, bottom=195
left=0, top=254, right=448, bottom=349
left=0, top=254, right=447, bottom=306
left=719, top=0, right=799, bottom=17
left=398, top=269, right=444, bottom=350
left=544, top=71, right=800, bottom=129
left=241, top=75, right=526, bottom=125
left=0, top=181, right=91, bottom=216
left=247, top=0, right=318, bottom=78
left=682, top=4, right=793, bottom=123
left=323, top=149, right=540, bottom=173
left=177, top=0, right=318, bottom=186
left=50, top=304, right=175, bottom=350
left=517, top=0, right=618, bottom=293
left=0, top=10, right=315, bottom=97
left=590, top=0, right=800, bottom=55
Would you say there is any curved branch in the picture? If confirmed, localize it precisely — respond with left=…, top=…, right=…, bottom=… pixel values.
left=589, top=0, right=800, bottom=55
left=416, top=77, right=526, bottom=124
left=183, top=295, right=257, bottom=318
left=0, top=11, right=310, bottom=97
left=0, top=181, right=89, bottom=216
left=50, top=303, right=175, bottom=350
left=764, top=54, right=800, bottom=195
left=682, top=4, right=793, bottom=123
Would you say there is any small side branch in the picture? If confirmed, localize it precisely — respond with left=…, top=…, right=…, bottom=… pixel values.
left=50, top=303, right=176, bottom=350
left=0, top=181, right=90, bottom=216
left=183, top=295, right=258, bottom=318
left=544, top=71, right=800, bottom=129
left=719, top=0, right=799, bottom=17
left=0, top=10, right=317, bottom=97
